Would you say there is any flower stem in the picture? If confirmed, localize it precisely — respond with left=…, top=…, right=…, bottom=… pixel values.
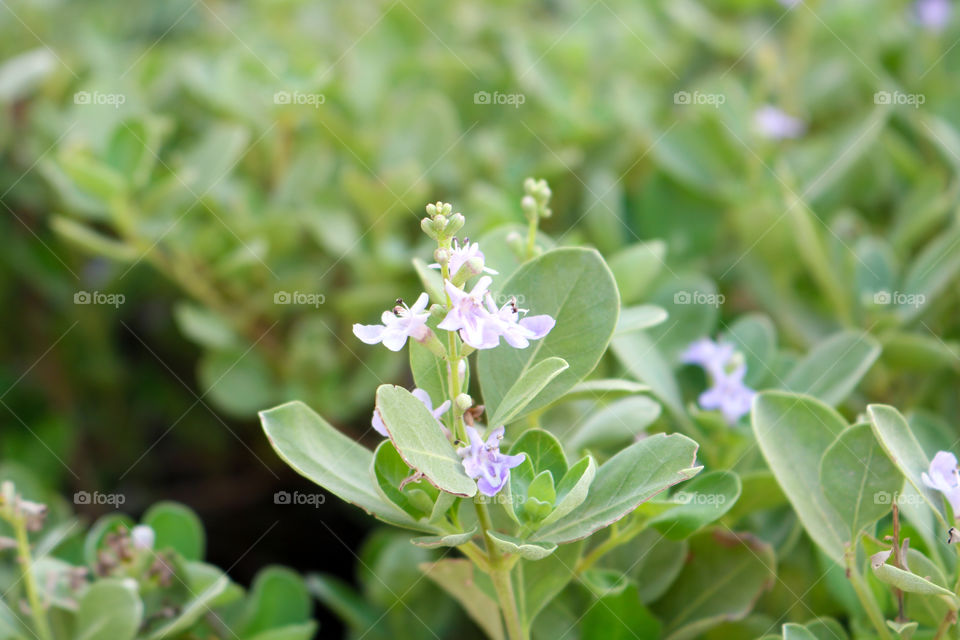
left=845, top=546, right=892, bottom=640
left=575, top=517, right=646, bottom=575
left=525, top=215, right=537, bottom=260
left=13, top=517, right=52, bottom=640
left=475, top=499, right=526, bottom=640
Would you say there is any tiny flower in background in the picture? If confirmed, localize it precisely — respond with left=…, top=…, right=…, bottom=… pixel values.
left=683, top=337, right=756, bottom=424
left=915, top=0, right=951, bottom=31
left=438, top=276, right=503, bottom=349
left=922, top=451, right=960, bottom=515
left=353, top=293, right=431, bottom=351
left=131, top=525, right=155, bottom=550
left=372, top=388, right=451, bottom=437
left=697, top=364, right=756, bottom=424
left=458, top=425, right=526, bottom=496
left=682, top=338, right=735, bottom=378
left=754, top=105, right=806, bottom=140
left=485, top=295, right=556, bottom=349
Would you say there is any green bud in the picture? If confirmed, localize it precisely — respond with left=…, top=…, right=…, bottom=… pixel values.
left=434, top=247, right=451, bottom=266
left=448, top=212, right=465, bottom=233
left=426, top=203, right=438, bottom=217
left=421, top=217, right=438, bottom=238
left=521, top=195, right=537, bottom=219
left=455, top=393, right=473, bottom=413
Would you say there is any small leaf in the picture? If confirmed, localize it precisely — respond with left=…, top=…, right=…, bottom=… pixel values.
left=478, top=248, right=620, bottom=417
left=376, top=385, right=477, bottom=497
left=75, top=579, right=143, bottom=640
left=411, top=528, right=477, bottom=548
left=781, top=331, right=880, bottom=406
left=142, top=501, right=205, bottom=561
left=486, top=531, right=557, bottom=560
left=582, top=585, right=661, bottom=640
left=646, top=470, right=741, bottom=540
left=566, top=396, right=661, bottom=452
left=608, top=240, right=667, bottom=303
left=420, top=560, right=504, bottom=640
left=488, top=357, right=569, bottom=426
left=872, top=563, right=960, bottom=607
left=818, top=423, right=901, bottom=539
left=532, top=433, right=701, bottom=544
left=509, top=429, right=568, bottom=481
left=539, top=456, right=596, bottom=528
left=259, top=401, right=418, bottom=528
left=238, top=567, right=313, bottom=637
left=561, top=379, right=650, bottom=401
left=147, top=566, right=230, bottom=639
left=616, top=305, right=668, bottom=334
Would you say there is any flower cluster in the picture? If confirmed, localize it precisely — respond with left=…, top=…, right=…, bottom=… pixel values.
left=922, top=450, right=960, bottom=515
left=683, top=337, right=756, bottom=424
left=458, top=426, right=526, bottom=496
left=352, top=202, right=555, bottom=496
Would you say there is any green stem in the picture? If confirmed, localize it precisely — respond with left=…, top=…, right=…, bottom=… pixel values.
left=475, top=500, right=526, bottom=640
left=525, top=215, right=537, bottom=260
left=845, top=548, right=892, bottom=640
left=14, top=518, right=52, bottom=640
left=575, top=518, right=646, bottom=575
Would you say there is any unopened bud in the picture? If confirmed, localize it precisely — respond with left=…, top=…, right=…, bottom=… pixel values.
left=455, top=393, right=473, bottom=413
left=421, top=217, right=438, bottom=238
left=521, top=195, right=537, bottom=219
left=448, top=213, right=465, bottom=233
left=426, top=203, right=438, bottom=217
left=434, top=247, right=451, bottom=266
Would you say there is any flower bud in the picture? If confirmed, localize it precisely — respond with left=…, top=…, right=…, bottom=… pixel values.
left=521, top=195, right=537, bottom=219
left=455, top=393, right=473, bottom=413
left=421, top=217, right=438, bottom=238
left=448, top=212, right=465, bottom=233
left=426, top=203, right=438, bottom=217
left=434, top=247, right=451, bottom=267
left=523, top=177, right=536, bottom=194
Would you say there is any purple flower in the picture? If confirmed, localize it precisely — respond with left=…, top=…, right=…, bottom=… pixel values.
left=697, top=364, right=756, bottom=424
left=754, top=105, right=806, bottom=140
left=682, top=338, right=735, bottom=378
left=372, top=388, right=451, bottom=437
left=353, top=293, right=431, bottom=351
left=916, top=0, right=951, bottom=31
left=458, top=425, right=526, bottom=496
left=485, top=295, right=555, bottom=349
left=430, top=239, right=497, bottom=279
left=684, top=337, right=756, bottom=424
left=438, top=276, right=503, bottom=349
left=922, top=451, right=960, bottom=515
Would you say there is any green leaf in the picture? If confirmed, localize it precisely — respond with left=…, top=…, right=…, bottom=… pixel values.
left=752, top=391, right=849, bottom=562
left=646, top=275, right=720, bottom=362
left=306, top=573, right=381, bottom=633
left=646, top=470, right=741, bottom=540
left=411, top=528, right=477, bottom=548
left=886, top=620, right=919, bottom=640
left=867, top=404, right=948, bottom=527
left=412, top=257, right=445, bottom=304
left=142, top=501, right=206, bottom=561
left=601, top=529, right=688, bottom=603
left=375, top=385, right=477, bottom=497
left=245, top=623, right=319, bottom=640
left=74, top=579, right=143, bottom=640
left=566, top=396, right=661, bottom=452
left=478, top=248, right=620, bottom=419
left=259, top=401, right=418, bottom=528
left=532, top=433, right=701, bottom=544
left=509, top=429, right=568, bottom=482
left=781, top=331, right=880, bottom=406
left=652, top=529, right=776, bottom=640
left=371, top=440, right=437, bottom=520
left=818, top=423, right=901, bottom=539
left=724, top=313, right=776, bottom=388
left=783, top=623, right=819, bottom=640
left=896, top=223, right=960, bottom=322
left=238, top=567, right=312, bottom=637
left=582, top=585, right=661, bottom=640
left=608, top=240, right=667, bottom=304
left=409, top=339, right=448, bottom=410
left=616, top=305, right=668, bottom=334
left=50, top=216, right=138, bottom=262
left=612, top=331, right=685, bottom=417
left=872, top=562, right=960, bottom=607
left=539, top=456, right=597, bottom=528
left=173, top=303, right=239, bottom=350
left=562, top=379, right=650, bottom=401
left=488, top=357, right=569, bottom=426
left=147, top=566, right=230, bottom=639
left=420, top=559, right=504, bottom=640
left=517, top=541, right=584, bottom=628
left=487, top=531, right=557, bottom=560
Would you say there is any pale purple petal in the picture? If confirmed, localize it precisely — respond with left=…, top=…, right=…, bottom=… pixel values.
left=518, top=315, right=555, bottom=339
left=353, top=323, right=385, bottom=345
left=371, top=409, right=388, bottom=436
